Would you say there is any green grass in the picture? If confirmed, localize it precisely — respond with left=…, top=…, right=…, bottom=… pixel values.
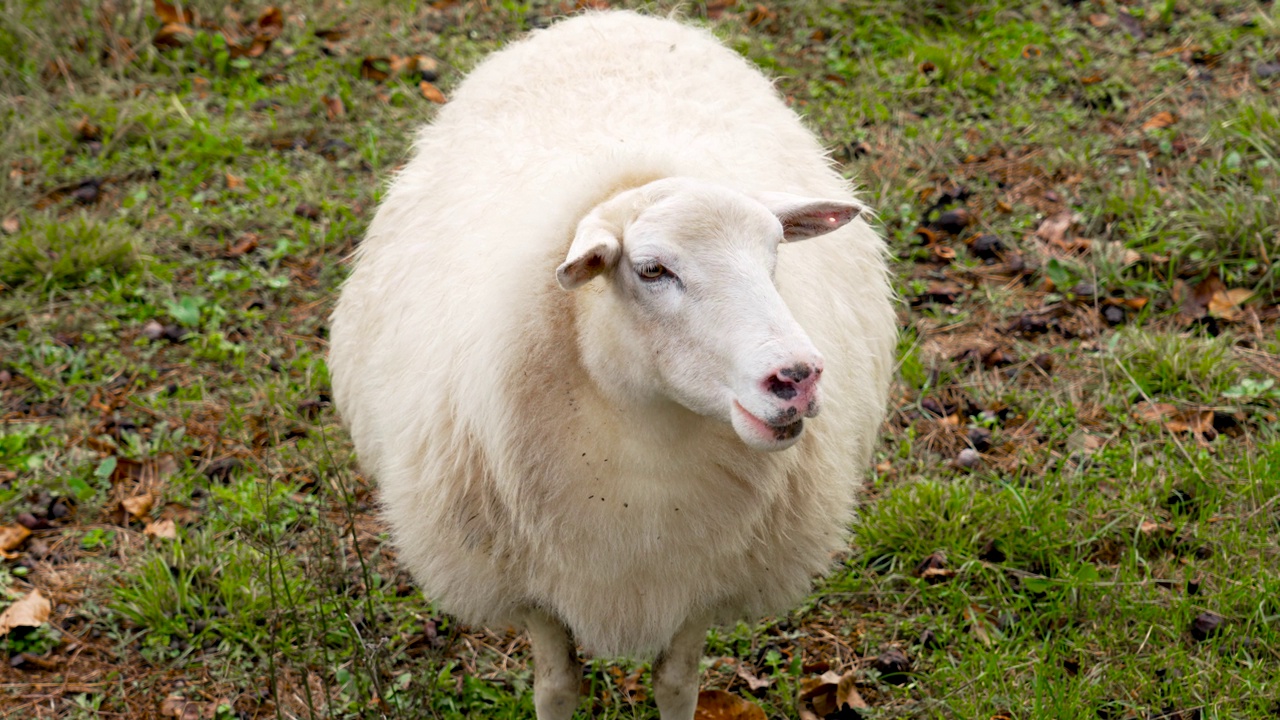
left=0, top=0, right=1278, bottom=718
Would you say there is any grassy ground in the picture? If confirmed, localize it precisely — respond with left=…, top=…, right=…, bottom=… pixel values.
left=1, top=0, right=1278, bottom=718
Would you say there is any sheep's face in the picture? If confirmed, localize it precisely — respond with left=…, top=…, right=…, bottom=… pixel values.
left=558, top=178, right=861, bottom=452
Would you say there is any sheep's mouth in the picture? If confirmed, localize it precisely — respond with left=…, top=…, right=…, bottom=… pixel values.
left=731, top=400, right=806, bottom=449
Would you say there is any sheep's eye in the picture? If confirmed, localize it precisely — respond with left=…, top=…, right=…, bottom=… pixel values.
left=636, top=262, right=667, bottom=281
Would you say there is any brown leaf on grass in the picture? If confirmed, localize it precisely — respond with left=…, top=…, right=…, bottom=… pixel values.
left=873, top=648, right=912, bottom=685
left=0, top=524, right=32, bottom=558
left=153, top=22, right=195, bottom=49
left=745, top=4, right=776, bottom=28
left=121, top=491, right=155, bottom=520
left=224, top=233, right=260, bottom=258
left=1174, top=276, right=1250, bottom=321
left=361, top=56, right=391, bottom=81
left=1132, top=401, right=1178, bottom=424
left=797, top=670, right=868, bottom=720
left=225, top=171, right=245, bottom=190
left=364, top=54, right=439, bottom=83
left=154, top=0, right=194, bottom=25
left=965, top=605, right=994, bottom=647
left=75, top=116, right=101, bottom=142
left=1116, top=9, right=1145, bottom=38
left=255, top=7, right=284, bottom=40
left=1163, top=410, right=1214, bottom=436
left=694, top=690, right=766, bottom=720
left=321, top=94, right=345, bottom=121
left=161, top=696, right=228, bottom=720
left=224, top=7, right=285, bottom=58
left=0, top=589, right=51, bottom=636
left=1, top=216, right=17, bottom=235
left=1133, top=402, right=1216, bottom=437
left=1207, top=288, right=1253, bottom=321
left=144, top=518, right=177, bottom=539
left=1087, top=13, right=1111, bottom=28
left=735, top=663, right=773, bottom=694
left=1142, top=111, right=1177, bottom=131
left=1034, top=211, right=1073, bottom=246
left=314, top=25, right=350, bottom=41
left=420, top=81, right=447, bottom=104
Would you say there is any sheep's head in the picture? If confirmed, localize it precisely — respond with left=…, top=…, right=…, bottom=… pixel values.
left=556, top=177, right=862, bottom=452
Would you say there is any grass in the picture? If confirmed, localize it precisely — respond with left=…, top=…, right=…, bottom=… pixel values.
left=0, top=0, right=1277, bottom=718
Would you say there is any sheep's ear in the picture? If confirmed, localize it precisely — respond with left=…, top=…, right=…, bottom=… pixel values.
left=557, top=221, right=621, bottom=290
left=754, top=191, right=864, bottom=242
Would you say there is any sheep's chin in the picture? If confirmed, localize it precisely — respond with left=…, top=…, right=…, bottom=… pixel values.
left=731, top=400, right=805, bottom=452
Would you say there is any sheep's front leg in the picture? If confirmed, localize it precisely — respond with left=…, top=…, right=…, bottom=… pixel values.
left=523, top=609, right=582, bottom=720
left=652, top=615, right=710, bottom=720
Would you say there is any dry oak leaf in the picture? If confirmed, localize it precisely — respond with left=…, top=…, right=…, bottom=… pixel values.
left=161, top=696, right=228, bottom=720
left=121, top=491, right=155, bottom=520
left=1207, top=288, right=1253, bottom=321
left=145, top=518, right=178, bottom=540
left=1164, top=410, right=1214, bottom=436
left=797, top=670, right=868, bottom=720
left=1142, top=111, right=1177, bottom=131
left=154, top=0, right=194, bottom=24
left=419, top=80, right=447, bottom=104
left=735, top=663, right=773, bottom=693
left=1132, top=401, right=1178, bottom=424
left=321, top=94, right=345, bottom=121
left=0, top=517, right=31, bottom=550
left=694, top=690, right=766, bottom=720
left=1034, top=211, right=1073, bottom=246
left=0, top=589, right=51, bottom=636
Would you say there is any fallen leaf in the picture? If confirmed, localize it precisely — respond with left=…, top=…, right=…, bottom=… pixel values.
left=872, top=648, right=911, bottom=685
left=694, top=689, right=766, bottom=720
left=797, top=670, right=867, bottom=719
left=361, top=56, right=391, bottom=81
left=144, top=518, right=177, bottom=539
left=1087, top=13, right=1111, bottom=27
left=161, top=695, right=227, bottom=720
left=255, top=7, right=284, bottom=41
left=225, top=172, right=245, bottom=190
left=0, top=524, right=32, bottom=556
left=965, top=605, right=994, bottom=647
left=0, top=589, right=51, bottom=636
left=735, top=663, right=773, bottom=694
left=1142, top=111, right=1177, bottom=131
left=1, top=216, right=17, bottom=234
left=224, top=233, right=260, bottom=258
left=314, top=25, right=350, bottom=41
left=74, top=116, right=101, bottom=141
left=1190, top=611, right=1225, bottom=641
left=420, top=80, right=447, bottom=104
left=745, top=4, right=776, bottom=28
left=1034, top=211, right=1073, bottom=247
left=121, top=491, right=155, bottom=520
left=1163, top=409, right=1214, bottom=436
left=153, top=22, right=195, bottom=49
left=1116, top=9, right=1145, bottom=38
left=153, top=0, right=194, bottom=25
left=1132, top=401, right=1177, bottom=424
left=1207, top=287, right=1252, bottom=321
left=321, top=94, right=345, bottom=121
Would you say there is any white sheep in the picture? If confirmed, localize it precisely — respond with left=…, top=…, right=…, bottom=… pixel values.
left=328, top=10, right=896, bottom=720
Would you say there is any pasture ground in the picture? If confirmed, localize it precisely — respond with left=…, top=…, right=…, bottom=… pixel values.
left=1, top=1, right=1278, bottom=718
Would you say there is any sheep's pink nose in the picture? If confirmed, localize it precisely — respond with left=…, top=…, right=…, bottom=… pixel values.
left=763, top=360, right=823, bottom=404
